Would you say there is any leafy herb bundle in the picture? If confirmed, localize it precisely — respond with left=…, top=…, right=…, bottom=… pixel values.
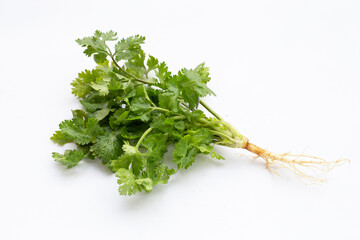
left=51, top=30, right=346, bottom=196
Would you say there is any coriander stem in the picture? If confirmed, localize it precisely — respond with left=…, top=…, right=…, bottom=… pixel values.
left=151, top=107, right=170, bottom=112
left=105, top=44, right=154, bottom=85
left=135, top=127, right=153, bottom=149
left=197, top=118, right=231, bottom=135
left=199, top=99, right=223, bottom=121
left=171, top=116, right=186, bottom=121
left=110, top=54, right=153, bottom=85
left=143, top=85, right=156, bottom=107
left=209, top=130, right=236, bottom=141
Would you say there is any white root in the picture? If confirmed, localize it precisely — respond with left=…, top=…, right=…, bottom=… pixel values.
left=245, top=142, right=349, bottom=183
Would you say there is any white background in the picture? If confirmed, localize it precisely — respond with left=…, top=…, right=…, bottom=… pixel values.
left=1, top=0, right=359, bottom=239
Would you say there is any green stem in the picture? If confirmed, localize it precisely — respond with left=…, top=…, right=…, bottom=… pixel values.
left=135, top=127, right=153, bottom=149
left=197, top=118, right=232, bottom=137
left=143, top=85, right=156, bottom=107
left=110, top=54, right=153, bottom=85
left=199, top=99, right=223, bottom=121
left=209, top=130, right=236, bottom=141
left=171, top=116, right=187, bottom=121
left=151, top=107, right=170, bottom=112
left=105, top=44, right=154, bottom=85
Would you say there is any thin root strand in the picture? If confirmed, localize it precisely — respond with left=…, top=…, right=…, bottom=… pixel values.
left=245, top=142, right=349, bottom=183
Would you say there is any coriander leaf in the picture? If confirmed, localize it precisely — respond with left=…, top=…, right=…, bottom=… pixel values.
left=211, top=151, right=225, bottom=160
left=152, top=164, right=176, bottom=185
left=80, top=100, right=104, bottom=113
left=158, top=92, right=179, bottom=112
left=85, top=118, right=104, bottom=141
left=135, top=178, right=153, bottom=192
left=71, top=69, right=99, bottom=98
left=122, top=141, right=140, bottom=155
left=155, top=62, right=171, bottom=84
left=111, top=153, right=142, bottom=172
left=173, top=138, right=198, bottom=169
left=172, top=128, right=214, bottom=169
left=91, top=131, right=123, bottom=164
left=93, top=52, right=108, bottom=64
left=109, top=109, right=129, bottom=129
left=125, top=49, right=146, bottom=78
left=90, top=82, right=109, bottom=96
left=76, top=30, right=117, bottom=62
left=116, top=169, right=140, bottom=196
left=130, top=97, right=151, bottom=114
left=119, top=124, right=148, bottom=140
left=100, top=30, right=118, bottom=41
left=114, top=35, right=146, bottom=61
left=194, top=62, right=211, bottom=84
left=150, top=115, right=182, bottom=140
left=116, top=169, right=153, bottom=196
left=52, top=149, right=85, bottom=168
left=185, top=110, right=205, bottom=123
left=93, top=108, right=113, bottom=121
left=50, top=131, right=74, bottom=145
left=71, top=109, right=87, bottom=121
left=58, top=118, right=91, bottom=145
left=146, top=55, right=158, bottom=72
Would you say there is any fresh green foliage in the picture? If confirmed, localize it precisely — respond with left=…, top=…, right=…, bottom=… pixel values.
left=51, top=30, right=246, bottom=196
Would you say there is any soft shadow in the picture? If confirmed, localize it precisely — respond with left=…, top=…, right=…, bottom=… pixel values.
left=82, top=158, right=114, bottom=176
left=116, top=183, right=171, bottom=211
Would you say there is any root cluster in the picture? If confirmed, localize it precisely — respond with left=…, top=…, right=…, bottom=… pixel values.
left=245, top=142, right=348, bottom=183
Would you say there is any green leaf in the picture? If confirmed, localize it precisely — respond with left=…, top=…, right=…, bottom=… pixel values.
left=85, top=118, right=104, bottom=141
left=52, top=149, right=85, bottom=168
left=114, top=35, right=146, bottom=61
left=155, top=62, right=171, bottom=84
left=111, top=153, right=140, bottom=172
left=211, top=151, right=225, bottom=160
left=173, top=128, right=214, bottom=169
left=182, top=87, right=199, bottom=109
left=116, top=169, right=153, bottom=195
left=151, top=164, right=176, bottom=185
left=185, top=110, right=205, bottom=123
left=194, top=62, right=211, bottom=83
left=173, top=138, right=198, bottom=169
left=109, top=109, right=129, bottom=129
left=142, top=133, right=171, bottom=181
left=183, top=68, right=215, bottom=97
left=93, top=108, right=113, bottom=121
left=100, top=30, right=118, bottom=41
left=71, top=69, right=99, bottom=98
left=135, top=178, right=153, bottom=192
left=80, top=100, right=104, bottom=113
left=158, top=92, right=179, bottom=112
left=150, top=115, right=182, bottom=140
left=76, top=30, right=117, bottom=61
left=71, top=109, right=87, bottom=120
left=146, top=55, right=158, bottom=72
left=130, top=97, right=151, bottom=114
left=119, top=124, right=148, bottom=140
left=91, top=131, right=122, bottom=164
left=50, top=131, right=74, bottom=145
left=58, top=118, right=91, bottom=145
left=122, top=141, right=140, bottom=155
left=90, top=82, right=109, bottom=96
left=93, top=52, right=108, bottom=63
left=189, top=128, right=213, bottom=153
left=116, top=169, right=140, bottom=196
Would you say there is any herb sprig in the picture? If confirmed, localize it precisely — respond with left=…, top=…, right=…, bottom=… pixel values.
left=51, top=30, right=347, bottom=196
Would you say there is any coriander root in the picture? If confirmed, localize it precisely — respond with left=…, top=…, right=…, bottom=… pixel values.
left=243, top=142, right=348, bottom=183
